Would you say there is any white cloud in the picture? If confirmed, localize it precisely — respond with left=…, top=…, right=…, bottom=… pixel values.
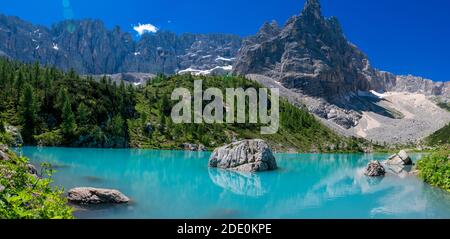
left=133, top=23, right=158, bottom=35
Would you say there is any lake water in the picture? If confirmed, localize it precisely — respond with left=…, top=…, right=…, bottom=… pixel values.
left=18, top=147, right=450, bottom=219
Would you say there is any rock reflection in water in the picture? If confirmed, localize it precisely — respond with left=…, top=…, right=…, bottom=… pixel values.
left=208, top=168, right=267, bottom=197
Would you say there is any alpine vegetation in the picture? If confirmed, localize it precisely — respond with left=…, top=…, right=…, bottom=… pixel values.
left=171, top=80, right=280, bottom=134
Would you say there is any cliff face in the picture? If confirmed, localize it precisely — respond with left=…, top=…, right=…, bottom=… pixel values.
left=0, top=15, right=242, bottom=75
left=233, top=0, right=449, bottom=101
left=234, top=0, right=381, bottom=98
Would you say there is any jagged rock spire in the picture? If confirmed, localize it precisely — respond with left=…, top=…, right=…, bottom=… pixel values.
left=259, top=20, right=280, bottom=35
left=253, top=20, right=281, bottom=42
left=302, top=0, right=322, bottom=19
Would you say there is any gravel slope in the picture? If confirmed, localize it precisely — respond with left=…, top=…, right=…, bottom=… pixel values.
left=247, top=74, right=450, bottom=144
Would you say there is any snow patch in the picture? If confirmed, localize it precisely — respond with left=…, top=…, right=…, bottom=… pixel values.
left=178, top=65, right=233, bottom=76
left=370, top=90, right=387, bottom=99
left=215, top=56, right=235, bottom=62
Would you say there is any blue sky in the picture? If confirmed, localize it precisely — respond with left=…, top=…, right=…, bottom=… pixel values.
left=0, top=0, right=449, bottom=81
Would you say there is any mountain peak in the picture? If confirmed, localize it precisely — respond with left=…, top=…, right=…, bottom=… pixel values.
left=302, top=0, right=322, bottom=19
left=259, top=20, right=280, bottom=34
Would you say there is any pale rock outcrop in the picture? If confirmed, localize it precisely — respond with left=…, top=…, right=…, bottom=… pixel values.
left=0, top=150, right=8, bottom=161
left=5, top=126, right=23, bottom=147
left=0, top=144, right=9, bottom=161
left=208, top=139, right=277, bottom=172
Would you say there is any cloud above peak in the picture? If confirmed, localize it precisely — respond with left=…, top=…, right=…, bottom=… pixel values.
left=133, top=23, right=158, bottom=35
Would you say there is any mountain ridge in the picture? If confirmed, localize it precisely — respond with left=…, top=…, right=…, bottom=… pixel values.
left=0, top=13, right=242, bottom=75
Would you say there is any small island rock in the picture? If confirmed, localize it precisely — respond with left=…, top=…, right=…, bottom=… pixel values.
left=208, top=139, right=277, bottom=172
left=386, top=150, right=412, bottom=166
left=67, top=187, right=130, bottom=204
left=364, top=161, right=386, bottom=177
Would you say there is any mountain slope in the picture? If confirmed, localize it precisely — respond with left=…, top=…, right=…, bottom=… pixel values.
left=233, top=0, right=450, bottom=144
left=128, top=74, right=374, bottom=152
left=0, top=57, right=373, bottom=152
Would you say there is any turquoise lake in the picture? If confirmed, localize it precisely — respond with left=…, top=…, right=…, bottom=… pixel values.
left=18, top=147, right=450, bottom=219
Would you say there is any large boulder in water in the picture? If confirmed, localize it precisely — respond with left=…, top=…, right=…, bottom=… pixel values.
left=364, top=161, right=385, bottom=177
left=208, top=139, right=277, bottom=172
left=385, top=150, right=414, bottom=174
left=386, top=150, right=413, bottom=166
left=67, top=187, right=130, bottom=204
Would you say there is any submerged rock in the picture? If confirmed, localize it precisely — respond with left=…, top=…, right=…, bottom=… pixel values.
left=67, top=187, right=130, bottom=205
left=364, top=161, right=385, bottom=177
left=208, top=139, right=277, bottom=172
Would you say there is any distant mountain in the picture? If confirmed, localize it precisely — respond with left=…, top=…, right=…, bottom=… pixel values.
left=0, top=14, right=242, bottom=75
left=233, top=0, right=450, bottom=143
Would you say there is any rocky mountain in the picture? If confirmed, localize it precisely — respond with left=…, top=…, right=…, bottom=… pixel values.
left=1, top=0, right=449, bottom=144
left=234, top=0, right=381, bottom=98
left=233, top=0, right=450, bottom=144
left=233, top=0, right=449, bottom=101
left=0, top=14, right=242, bottom=75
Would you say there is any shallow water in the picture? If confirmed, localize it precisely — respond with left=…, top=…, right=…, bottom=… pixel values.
left=18, top=147, right=450, bottom=219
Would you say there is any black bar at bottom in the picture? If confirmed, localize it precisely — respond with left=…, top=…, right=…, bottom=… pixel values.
left=0, top=219, right=448, bottom=238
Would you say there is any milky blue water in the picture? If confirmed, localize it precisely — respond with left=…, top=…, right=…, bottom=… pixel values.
left=17, top=147, right=450, bottom=219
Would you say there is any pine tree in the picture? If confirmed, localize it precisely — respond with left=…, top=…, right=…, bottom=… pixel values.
left=61, top=95, right=77, bottom=138
left=19, top=83, right=37, bottom=143
left=14, top=71, right=25, bottom=108
left=111, top=115, right=125, bottom=137
left=76, top=103, right=91, bottom=127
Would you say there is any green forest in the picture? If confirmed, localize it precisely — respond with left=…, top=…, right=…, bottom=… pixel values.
left=0, top=58, right=373, bottom=152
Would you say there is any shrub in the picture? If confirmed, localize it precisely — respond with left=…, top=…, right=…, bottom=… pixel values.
left=417, top=150, right=450, bottom=192
left=34, top=130, right=63, bottom=147
left=0, top=149, right=73, bottom=219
